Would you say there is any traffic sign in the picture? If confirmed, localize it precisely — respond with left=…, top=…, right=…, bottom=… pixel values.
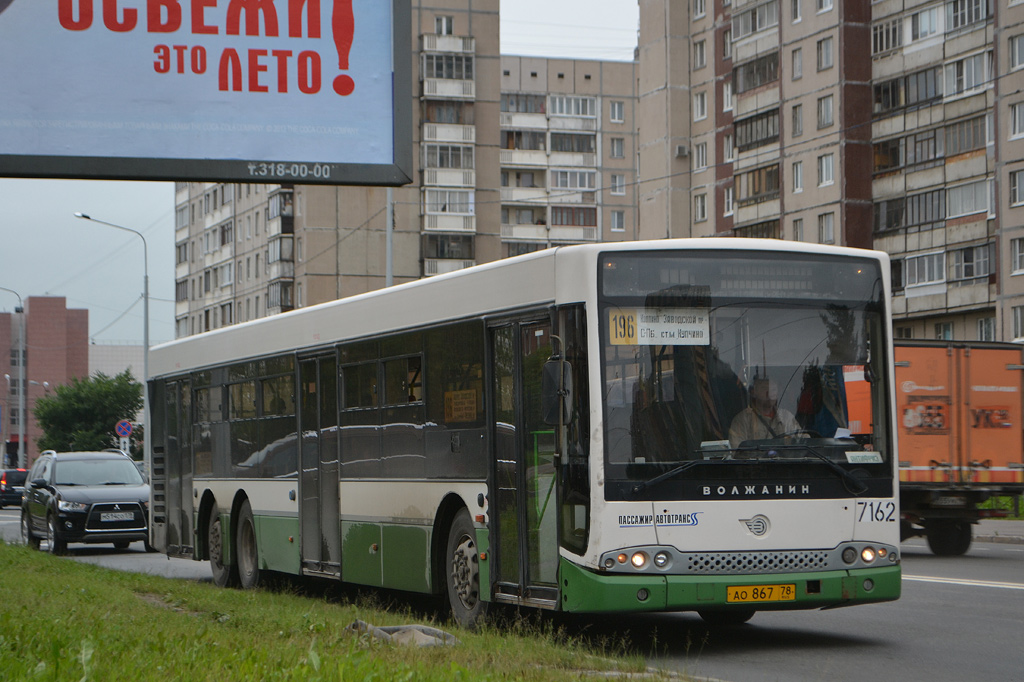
left=115, top=420, right=132, bottom=438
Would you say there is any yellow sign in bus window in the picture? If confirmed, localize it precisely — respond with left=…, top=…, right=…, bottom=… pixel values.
left=608, top=308, right=710, bottom=346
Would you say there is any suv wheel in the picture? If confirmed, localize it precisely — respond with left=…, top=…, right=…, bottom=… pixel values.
left=47, top=514, right=67, bottom=555
left=21, top=511, right=40, bottom=550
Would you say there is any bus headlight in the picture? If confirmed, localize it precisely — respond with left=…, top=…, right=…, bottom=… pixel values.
left=861, top=547, right=877, bottom=563
left=842, top=547, right=857, bottom=564
left=654, top=551, right=670, bottom=569
left=630, top=552, right=648, bottom=569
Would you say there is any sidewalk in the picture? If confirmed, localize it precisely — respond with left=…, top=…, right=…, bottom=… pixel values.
left=974, top=519, right=1024, bottom=545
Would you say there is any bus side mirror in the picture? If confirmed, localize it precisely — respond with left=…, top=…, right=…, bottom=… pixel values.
left=542, top=359, right=573, bottom=426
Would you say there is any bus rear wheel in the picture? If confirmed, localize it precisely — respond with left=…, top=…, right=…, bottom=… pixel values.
left=446, top=509, right=487, bottom=629
left=236, top=499, right=261, bottom=589
left=208, top=510, right=238, bottom=588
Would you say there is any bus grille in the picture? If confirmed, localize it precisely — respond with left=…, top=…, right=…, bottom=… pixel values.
left=683, top=550, right=832, bottom=575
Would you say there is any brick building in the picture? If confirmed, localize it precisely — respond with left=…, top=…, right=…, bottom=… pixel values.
left=0, top=296, right=89, bottom=467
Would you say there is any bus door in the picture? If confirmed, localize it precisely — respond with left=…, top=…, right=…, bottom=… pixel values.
left=298, top=355, right=341, bottom=577
left=163, top=379, right=193, bottom=557
left=489, top=319, right=559, bottom=607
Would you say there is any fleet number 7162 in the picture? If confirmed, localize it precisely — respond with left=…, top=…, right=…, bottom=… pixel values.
left=857, top=501, right=896, bottom=522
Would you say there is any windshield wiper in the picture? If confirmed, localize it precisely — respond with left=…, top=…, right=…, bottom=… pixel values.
left=631, top=460, right=705, bottom=495
left=738, top=443, right=870, bottom=495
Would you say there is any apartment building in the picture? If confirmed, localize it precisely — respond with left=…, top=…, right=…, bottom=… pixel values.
left=638, top=0, right=1024, bottom=343
left=173, top=3, right=640, bottom=337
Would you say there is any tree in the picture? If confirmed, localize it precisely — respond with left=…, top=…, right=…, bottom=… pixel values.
left=34, top=370, right=144, bottom=457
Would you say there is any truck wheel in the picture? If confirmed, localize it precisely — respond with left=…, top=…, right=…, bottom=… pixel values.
left=445, top=509, right=488, bottom=628
left=926, top=522, right=972, bottom=556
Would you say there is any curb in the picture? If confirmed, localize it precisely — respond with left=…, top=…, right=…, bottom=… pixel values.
left=974, top=534, right=1024, bottom=545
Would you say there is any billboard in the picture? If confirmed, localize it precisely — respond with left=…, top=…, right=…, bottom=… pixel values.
left=0, top=0, right=412, bottom=186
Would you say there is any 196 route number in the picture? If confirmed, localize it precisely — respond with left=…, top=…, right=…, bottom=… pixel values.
left=857, top=500, right=896, bottom=523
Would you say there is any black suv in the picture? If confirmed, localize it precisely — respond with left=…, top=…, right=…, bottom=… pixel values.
left=0, top=468, right=28, bottom=508
left=21, top=451, right=151, bottom=554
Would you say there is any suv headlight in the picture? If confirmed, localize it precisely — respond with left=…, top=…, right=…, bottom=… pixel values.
left=58, top=500, right=89, bottom=512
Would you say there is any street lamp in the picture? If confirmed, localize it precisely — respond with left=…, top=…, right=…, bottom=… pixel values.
left=0, top=286, right=25, bottom=468
left=73, top=213, right=149, bottom=467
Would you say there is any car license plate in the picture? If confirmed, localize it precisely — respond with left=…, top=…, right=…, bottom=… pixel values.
left=726, top=584, right=796, bottom=603
left=101, top=512, right=134, bottom=522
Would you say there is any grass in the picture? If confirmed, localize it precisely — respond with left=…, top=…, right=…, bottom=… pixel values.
left=0, top=541, right=661, bottom=681
left=978, top=495, right=1024, bottom=519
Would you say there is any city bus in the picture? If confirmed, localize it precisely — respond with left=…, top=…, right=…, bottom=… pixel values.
left=147, top=239, right=901, bottom=627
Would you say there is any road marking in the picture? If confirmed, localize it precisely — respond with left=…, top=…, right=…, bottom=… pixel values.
left=904, top=575, right=1024, bottom=591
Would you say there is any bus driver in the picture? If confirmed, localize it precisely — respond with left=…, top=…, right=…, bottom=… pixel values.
left=728, top=377, right=800, bottom=448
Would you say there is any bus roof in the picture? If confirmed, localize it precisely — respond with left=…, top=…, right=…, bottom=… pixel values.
left=149, top=238, right=888, bottom=378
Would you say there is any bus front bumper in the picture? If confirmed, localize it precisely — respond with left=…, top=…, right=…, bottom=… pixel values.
left=558, top=557, right=901, bottom=614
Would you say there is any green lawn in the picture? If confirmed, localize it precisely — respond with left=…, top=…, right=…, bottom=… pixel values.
left=0, top=541, right=656, bottom=681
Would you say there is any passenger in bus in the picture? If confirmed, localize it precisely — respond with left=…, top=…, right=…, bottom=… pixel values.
left=728, top=377, right=800, bottom=448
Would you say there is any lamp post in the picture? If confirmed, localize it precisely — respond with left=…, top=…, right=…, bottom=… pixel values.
left=0, top=286, right=25, bottom=468
left=73, top=213, right=149, bottom=467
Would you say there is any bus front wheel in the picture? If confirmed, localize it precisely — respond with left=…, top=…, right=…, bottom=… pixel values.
left=208, top=510, right=238, bottom=588
left=445, top=509, right=487, bottom=628
left=236, top=499, right=261, bottom=589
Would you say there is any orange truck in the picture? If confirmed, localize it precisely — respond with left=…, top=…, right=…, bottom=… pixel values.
left=893, top=341, right=1024, bottom=555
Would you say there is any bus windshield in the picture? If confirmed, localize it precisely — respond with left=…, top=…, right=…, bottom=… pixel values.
left=600, top=249, right=892, bottom=500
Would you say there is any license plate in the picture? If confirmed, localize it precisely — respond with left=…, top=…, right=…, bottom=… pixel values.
left=101, top=512, right=134, bottom=522
left=726, top=584, right=796, bottom=603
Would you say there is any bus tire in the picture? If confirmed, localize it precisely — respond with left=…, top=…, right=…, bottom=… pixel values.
left=208, top=510, right=238, bottom=588
left=445, top=509, right=487, bottom=629
left=926, top=521, right=972, bottom=556
left=698, top=608, right=755, bottom=626
left=236, top=499, right=261, bottom=589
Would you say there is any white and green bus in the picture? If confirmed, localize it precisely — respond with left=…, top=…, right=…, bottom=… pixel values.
left=148, top=239, right=901, bottom=626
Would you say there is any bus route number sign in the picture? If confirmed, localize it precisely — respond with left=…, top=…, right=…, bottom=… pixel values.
left=608, top=308, right=710, bottom=346
left=726, top=583, right=796, bottom=603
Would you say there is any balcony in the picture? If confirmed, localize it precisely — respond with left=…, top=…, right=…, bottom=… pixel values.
left=423, top=214, right=476, bottom=232
left=268, top=261, right=295, bottom=281
left=501, top=223, right=548, bottom=241
left=546, top=190, right=596, bottom=205
left=500, top=112, right=548, bottom=130
left=423, top=168, right=475, bottom=187
left=421, top=35, right=475, bottom=54
left=501, top=187, right=547, bottom=203
left=549, top=151, right=596, bottom=167
left=422, top=78, right=475, bottom=100
left=500, top=149, right=548, bottom=167
left=548, top=116, right=597, bottom=132
left=549, top=225, right=598, bottom=242
left=422, top=123, right=476, bottom=143
left=424, top=258, right=476, bottom=276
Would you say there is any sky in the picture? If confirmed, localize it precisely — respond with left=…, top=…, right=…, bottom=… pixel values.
left=0, top=1, right=640, bottom=347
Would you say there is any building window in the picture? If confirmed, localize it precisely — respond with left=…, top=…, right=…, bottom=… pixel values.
left=695, top=193, right=708, bottom=222
left=793, top=161, right=803, bottom=193
left=732, top=0, right=779, bottom=40
left=952, top=243, right=992, bottom=280
left=907, top=67, right=942, bottom=106
left=817, top=94, right=834, bottom=128
left=423, top=54, right=473, bottom=80
left=551, top=207, right=597, bottom=226
left=611, top=210, right=626, bottom=232
left=550, top=133, right=596, bottom=153
left=1011, top=171, right=1024, bottom=206
left=816, top=36, right=833, bottom=70
left=723, top=29, right=732, bottom=59
left=792, top=47, right=802, bottom=80
left=944, top=52, right=991, bottom=97
left=949, top=0, right=990, bottom=31
left=724, top=134, right=735, bottom=161
left=723, top=81, right=733, bottom=112
left=978, top=317, right=995, bottom=341
left=1012, top=104, right=1024, bottom=138
left=792, top=0, right=801, bottom=22
left=176, top=241, right=189, bottom=265
left=911, top=7, right=939, bottom=41
left=424, top=234, right=475, bottom=259
left=934, top=323, right=953, bottom=340
left=735, top=165, right=780, bottom=206
left=694, top=0, right=706, bottom=18
left=1012, top=36, right=1024, bottom=71
left=735, top=108, right=780, bottom=151
left=792, top=217, right=804, bottom=241
left=694, top=91, right=707, bottom=120
left=501, top=130, right=546, bottom=150
left=435, top=15, right=454, bottom=35
left=550, top=95, right=596, bottom=117
left=425, top=189, right=474, bottom=214
left=500, top=94, right=544, bottom=114
left=610, top=100, right=624, bottom=122
left=610, top=137, right=625, bottom=158
left=874, top=138, right=905, bottom=173
left=873, top=78, right=904, bottom=115
left=724, top=186, right=734, bottom=216
left=694, top=39, right=707, bottom=69
left=817, top=153, right=834, bottom=186
left=694, top=142, right=708, bottom=171
left=734, top=52, right=779, bottom=93
left=551, top=170, right=596, bottom=190
left=1013, top=238, right=1024, bottom=273
left=947, top=179, right=989, bottom=217
left=423, top=144, right=474, bottom=168
left=817, top=0, right=832, bottom=11
left=610, top=174, right=626, bottom=195
left=872, top=17, right=903, bottom=55
left=792, top=103, right=803, bottom=137
left=818, top=212, right=835, bottom=244
left=906, top=252, right=946, bottom=286
left=1015, top=306, right=1024, bottom=340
